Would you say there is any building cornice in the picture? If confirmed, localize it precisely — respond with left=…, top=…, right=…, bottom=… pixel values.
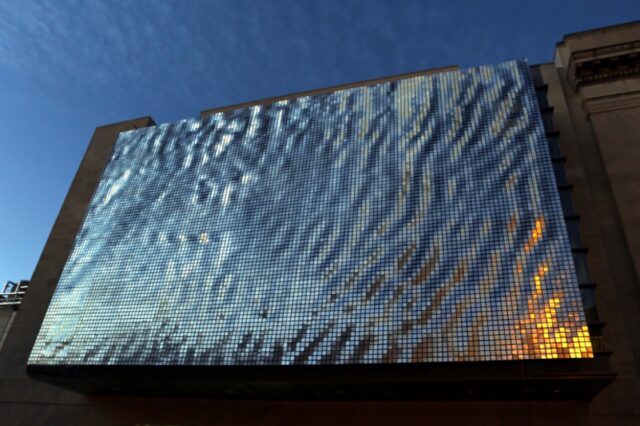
left=567, top=40, right=640, bottom=89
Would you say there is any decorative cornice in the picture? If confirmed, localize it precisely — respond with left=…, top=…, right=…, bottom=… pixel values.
left=567, top=41, right=640, bottom=89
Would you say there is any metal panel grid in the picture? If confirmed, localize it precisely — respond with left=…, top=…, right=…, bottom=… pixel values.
left=29, top=60, right=592, bottom=366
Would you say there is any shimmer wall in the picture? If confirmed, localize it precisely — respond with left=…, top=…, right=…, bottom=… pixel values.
left=29, top=60, right=592, bottom=366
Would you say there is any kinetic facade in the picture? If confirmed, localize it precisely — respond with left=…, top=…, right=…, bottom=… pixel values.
left=4, top=22, right=640, bottom=425
left=29, top=60, right=592, bottom=367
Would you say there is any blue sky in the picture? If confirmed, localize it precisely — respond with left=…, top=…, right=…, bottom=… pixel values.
left=1, top=0, right=639, bottom=282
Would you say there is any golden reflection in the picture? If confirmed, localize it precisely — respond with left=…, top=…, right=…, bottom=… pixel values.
left=511, top=239, right=593, bottom=359
left=524, top=217, right=544, bottom=253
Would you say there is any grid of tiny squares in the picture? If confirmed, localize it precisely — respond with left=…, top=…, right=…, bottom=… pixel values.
left=29, top=60, right=593, bottom=366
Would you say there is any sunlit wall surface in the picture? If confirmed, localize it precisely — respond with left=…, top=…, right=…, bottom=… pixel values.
left=29, top=60, right=592, bottom=366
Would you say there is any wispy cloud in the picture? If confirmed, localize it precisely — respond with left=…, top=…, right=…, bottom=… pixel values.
left=0, top=0, right=638, bottom=121
left=0, top=0, right=461, bottom=120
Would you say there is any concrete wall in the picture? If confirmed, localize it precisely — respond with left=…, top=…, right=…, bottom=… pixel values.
left=0, top=309, right=15, bottom=352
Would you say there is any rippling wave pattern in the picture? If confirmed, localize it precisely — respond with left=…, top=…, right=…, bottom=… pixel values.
left=30, top=60, right=592, bottom=366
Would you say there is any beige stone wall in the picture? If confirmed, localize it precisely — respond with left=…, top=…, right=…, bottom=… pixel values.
left=539, top=63, right=639, bottom=426
left=542, top=20, right=640, bottom=425
left=589, top=104, right=640, bottom=278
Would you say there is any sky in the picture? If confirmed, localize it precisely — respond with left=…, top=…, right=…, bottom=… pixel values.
left=0, top=0, right=639, bottom=283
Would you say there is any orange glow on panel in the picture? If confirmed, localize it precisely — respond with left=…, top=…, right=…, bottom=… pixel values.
left=512, top=219, right=593, bottom=359
left=524, top=217, right=545, bottom=253
left=512, top=261, right=593, bottom=359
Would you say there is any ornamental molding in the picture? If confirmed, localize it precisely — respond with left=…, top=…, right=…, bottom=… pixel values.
left=568, top=40, right=640, bottom=89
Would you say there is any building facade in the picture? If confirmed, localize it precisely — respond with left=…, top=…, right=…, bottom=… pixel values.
left=0, top=22, right=638, bottom=425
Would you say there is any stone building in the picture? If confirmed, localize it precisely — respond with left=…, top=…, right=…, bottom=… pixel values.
left=0, top=21, right=638, bottom=425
